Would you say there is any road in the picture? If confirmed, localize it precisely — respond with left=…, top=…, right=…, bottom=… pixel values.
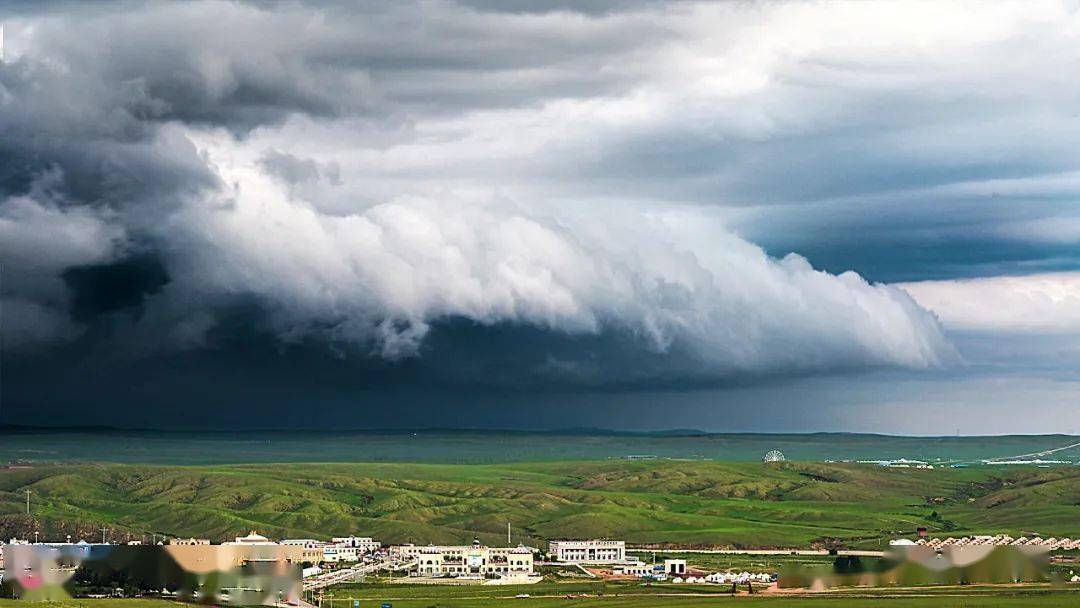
left=629, top=548, right=886, bottom=557
left=997, top=440, right=1080, bottom=460
left=939, top=438, right=1080, bottom=465
left=303, top=558, right=417, bottom=591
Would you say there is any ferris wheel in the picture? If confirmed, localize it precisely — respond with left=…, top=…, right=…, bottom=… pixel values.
left=763, top=450, right=785, bottom=462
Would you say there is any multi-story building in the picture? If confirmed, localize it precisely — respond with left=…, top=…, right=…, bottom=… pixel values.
left=394, top=539, right=534, bottom=578
left=548, top=539, right=625, bottom=564
left=334, top=545, right=359, bottom=562
left=280, top=539, right=365, bottom=564
left=279, top=539, right=325, bottom=564
left=331, top=536, right=381, bottom=553
left=322, top=545, right=341, bottom=563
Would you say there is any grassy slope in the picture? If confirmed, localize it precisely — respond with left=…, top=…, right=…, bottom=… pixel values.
left=1, top=461, right=1078, bottom=548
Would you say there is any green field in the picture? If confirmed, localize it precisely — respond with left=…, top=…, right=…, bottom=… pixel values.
left=625, top=552, right=844, bottom=572
left=3, top=589, right=1079, bottom=607
left=324, top=580, right=1080, bottom=606
left=2, top=460, right=1078, bottom=548
left=3, top=429, right=1078, bottom=464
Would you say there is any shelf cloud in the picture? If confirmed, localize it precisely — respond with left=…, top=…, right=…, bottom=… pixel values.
left=1, top=0, right=1078, bottom=428
left=901, top=273, right=1080, bottom=334
left=0, top=0, right=966, bottom=382
left=161, top=133, right=956, bottom=373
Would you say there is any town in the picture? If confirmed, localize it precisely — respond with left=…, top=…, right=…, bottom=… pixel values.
left=1, top=534, right=771, bottom=588
left=5, top=530, right=1079, bottom=598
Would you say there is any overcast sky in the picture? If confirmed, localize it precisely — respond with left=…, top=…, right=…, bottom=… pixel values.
left=2, top=0, right=1078, bottom=433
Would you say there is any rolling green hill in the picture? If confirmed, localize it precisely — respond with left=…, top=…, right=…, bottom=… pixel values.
left=2, top=460, right=1077, bottom=549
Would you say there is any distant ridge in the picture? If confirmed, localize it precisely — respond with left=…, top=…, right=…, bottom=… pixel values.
left=3, top=425, right=1078, bottom=465
left=1, top=423, right=1076, bottom=440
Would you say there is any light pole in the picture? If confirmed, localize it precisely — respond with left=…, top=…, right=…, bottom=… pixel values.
left=25, top=489, right=31, bottom=515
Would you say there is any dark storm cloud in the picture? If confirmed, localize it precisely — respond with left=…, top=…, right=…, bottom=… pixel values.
left=1, top=309, right=929, bottom=432
left=62, top=255, right=170, bottom=323
left=0, top=44, right=220, bottom=208
left=0, top=32, right=219, bottom=349
left=6, top=0, right=669, bottom=131
left=740, top=196, right=1080, bottom=282
left=2, top=0, right=1078, bottom=430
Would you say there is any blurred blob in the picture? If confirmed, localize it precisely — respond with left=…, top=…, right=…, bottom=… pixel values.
left=1, top=544, right=301, bottom=605
left=779, top=546, right=1051, bottom=589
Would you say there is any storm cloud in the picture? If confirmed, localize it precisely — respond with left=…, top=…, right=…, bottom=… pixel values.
left=1, top=1, right=1078, bottom=428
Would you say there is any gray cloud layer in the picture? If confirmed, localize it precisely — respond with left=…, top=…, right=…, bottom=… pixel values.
left=4, top=0, right=1077, bottom=398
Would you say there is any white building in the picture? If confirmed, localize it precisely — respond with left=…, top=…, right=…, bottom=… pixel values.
left=331, top=536, right=381, bottom=553
left=548, top=539, right=625, bottom=564
left=664, top=559, right=686, bottom=575
left=280, top=538, right=366, bottom=564
left=280, top=539, right=320, bottom=547
left=280, top=539, right=326, bottom=564
left=394, top=539, right=534, bottom=578
left=169, top=538, right=211, bottom=546
left=278, top=539, right=324, bottom=565
left=703, top=571, right=774, bottom=585
left=322, top=545, right=341, bottom=563
left=225, top=532, right=276, bottom=546
left=857, top=459, right=933, bottom=469
left=334, top=545, right=359, bottom=562
left=614, top=562, right=655, bottom=577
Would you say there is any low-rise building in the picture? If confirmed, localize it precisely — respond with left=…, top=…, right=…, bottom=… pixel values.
left=225, top=531, right=277, bottom=546
left=394, top=539, right=534, bottom=578
left=169, top=538, right=211, bottom=546
left=548, top=539, right=625, bottom=564
left=916, top=535, right=1077, bottom=550
left=664, top=559, right=686, bottom=575
left=613, top=562, right=659, bottom=577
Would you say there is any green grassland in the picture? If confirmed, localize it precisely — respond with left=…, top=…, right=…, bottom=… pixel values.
left=625, top=552, right=843, bottom=573
left=323, top=580, right=1080, bottom=606
left=3, top=429, right=1079, bottom=464
left=2, top=460, right=1078, bottom=548
left=4, top=588, right=1080, bottom=608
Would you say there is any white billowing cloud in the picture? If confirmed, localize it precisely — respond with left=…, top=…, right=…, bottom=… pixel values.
left=11, top=0, right=1080, bottom=381
left=153, top=131, right=955, bottom=372
left=900, top=273, right=1080, bottom=333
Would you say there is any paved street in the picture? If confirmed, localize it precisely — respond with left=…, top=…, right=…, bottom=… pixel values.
left=303, top=559, right=417, bottom=591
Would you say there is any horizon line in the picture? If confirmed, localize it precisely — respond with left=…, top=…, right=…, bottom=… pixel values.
left=1, top=423, right=1076, bottom=440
